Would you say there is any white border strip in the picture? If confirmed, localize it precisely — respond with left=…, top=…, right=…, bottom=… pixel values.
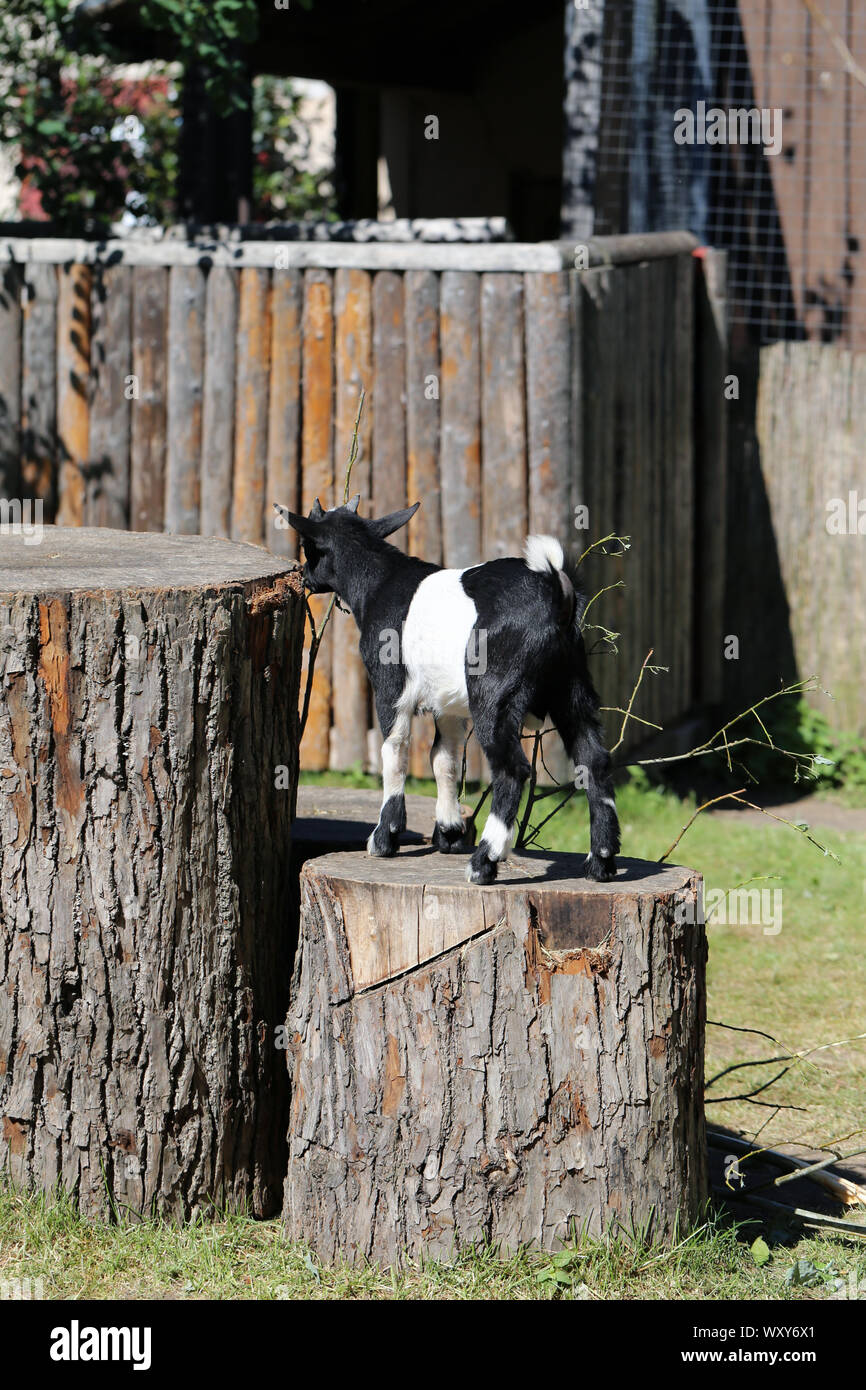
left=0, top=236, right=566, bottom=273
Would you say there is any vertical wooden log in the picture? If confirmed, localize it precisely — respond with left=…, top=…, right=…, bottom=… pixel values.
left=165, top=265, right=205, bottom=534
left=331, top=268, right=373, bottom=772
left=369, top=270, right=408, bottom=771
left=56, top=264, right=91, bottom=528
left=232, top=268, right=271, bottom=546
left=440, top=271, right=483, bottom=783
left=0, top=263, right=23, bottom=501
left=616, top=264, right=638, bottom=730
left=21, top=264, right=58, bottom=518
left=300, top=269, right=334, bottom=770
left=87, top=264, right=132, bottom=529
left=439, top=271, right=482, bottom=570
left=525, top=272, right=573, bottom=540
left=755, top=342, right=866, bottom=738
left=630, top=261, right=651, bottom=726
left=371, top=271, right=407, bottom=526
left=266, top=269, right=303, bottom=559
left=130, top=266, right=168, bottom=533
left=694, top=249, right=728, bottom=708
left=405, top=269, right=442, bottom=778
left=200, top=266, right=238, bottom=538
left=848, top=2, right=866, bottom=349
left=802, top=0, right=849, bottom=343
left=748, top=0, right=808, bottom=336
left=523, top=270, right=574, bottom=784
left=648, top=261, right=668, bottom=731
left=480, top=273, right=527, bottom=560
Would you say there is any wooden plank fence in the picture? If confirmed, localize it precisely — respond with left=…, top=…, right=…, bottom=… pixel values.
left=0, top=232, right=720, bottom=775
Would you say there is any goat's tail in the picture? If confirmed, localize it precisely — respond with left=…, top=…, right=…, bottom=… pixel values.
left=523, top=534, right=578, bottom=627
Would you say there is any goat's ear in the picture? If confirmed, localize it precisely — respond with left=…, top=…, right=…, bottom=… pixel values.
left=273, top=502, right=322, bottom=539
left=367, top=501, right=420, bottom=539
left=346, top=493, right=361, bottom=513
left=311, top=497, right=326, bottom=520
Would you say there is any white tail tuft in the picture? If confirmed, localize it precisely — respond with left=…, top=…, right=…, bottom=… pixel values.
left=523, top=534, right=564, bottom=573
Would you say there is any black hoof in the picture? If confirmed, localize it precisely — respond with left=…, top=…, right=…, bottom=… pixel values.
left=367, top=795, right=406, bottom=857
left=466, top=849, right=498, bottom=885
left=432, top=819, right=477, bottom=854
left=585, top=852, right=617, bottom=882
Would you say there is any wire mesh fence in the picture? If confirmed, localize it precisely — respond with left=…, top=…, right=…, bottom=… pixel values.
left=570, top=0, right=866, bottom=349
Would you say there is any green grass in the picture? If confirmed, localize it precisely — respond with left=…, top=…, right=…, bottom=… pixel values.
left=2, top=1184, right=864, bottom=1301
left=2, top=771, right=864, bottom=1301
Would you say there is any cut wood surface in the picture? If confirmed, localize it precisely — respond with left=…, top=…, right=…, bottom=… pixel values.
left=293, top=786, right=457, bottom=857
left=285, top=845, right=708, bottom=1263
left=0, top=526, right=305, bottom=1220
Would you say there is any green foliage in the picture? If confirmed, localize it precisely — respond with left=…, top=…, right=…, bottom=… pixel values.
left=136, top=0, right=260, bottom=110
left=4, top=1175, right=856, bottom=1299
left=0, top=2, right=332, bottom=230
left=252, top=76, right=336, bottom=222
left=0, top=1, right=180, bottom=231
left=750, top=1236, right=771, bottom=1266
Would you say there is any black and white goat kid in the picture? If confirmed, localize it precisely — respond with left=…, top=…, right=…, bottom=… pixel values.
left=276, top=496, right=620, bottom=885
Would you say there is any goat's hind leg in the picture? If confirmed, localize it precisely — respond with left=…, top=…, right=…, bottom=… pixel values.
left=368, top=706, right=411, bottom=857
left=550, top=689, right=620, bottom=881
left=430, top=714, right=476, bottom=853
left=467, top=709, right=530, bottom=885
left=575, top=721, right=621, bottom=882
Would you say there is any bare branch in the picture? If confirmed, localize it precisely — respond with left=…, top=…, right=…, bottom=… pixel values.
left=659, top=788, right=747, bottom=862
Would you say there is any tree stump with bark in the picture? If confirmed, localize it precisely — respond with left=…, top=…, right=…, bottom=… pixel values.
left=285, top=846, right=707, bottom=1264
left=0, top=527, right=305, bottom=1220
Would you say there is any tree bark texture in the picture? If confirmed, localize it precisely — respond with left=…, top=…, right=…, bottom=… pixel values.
left=285, top=848, right=708, bottom=1265
left=0, top=527, right=305, bottom=1220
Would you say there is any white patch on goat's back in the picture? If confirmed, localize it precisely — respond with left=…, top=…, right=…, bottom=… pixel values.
left=401, top=570, right=477, bottom=717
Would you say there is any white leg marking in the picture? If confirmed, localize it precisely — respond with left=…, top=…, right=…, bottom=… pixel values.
left=368, top=710, right=412, bottom=853
left=380, top=709, right=412, bottom=807
left=603, top=797, right=617, bottom=809
left=481, top=813, right=512, bottom=862
left=432, top=716, right=464, bottom=828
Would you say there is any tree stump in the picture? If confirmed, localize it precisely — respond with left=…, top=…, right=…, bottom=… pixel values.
left=285, top=846, right=707, bottom=1264
left=0, top=527, right=305, bottom=1219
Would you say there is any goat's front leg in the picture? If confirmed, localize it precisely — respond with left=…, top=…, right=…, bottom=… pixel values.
left=430, top=714, right=476, bottom=853
left=368, top=709, right=411, bottom=857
